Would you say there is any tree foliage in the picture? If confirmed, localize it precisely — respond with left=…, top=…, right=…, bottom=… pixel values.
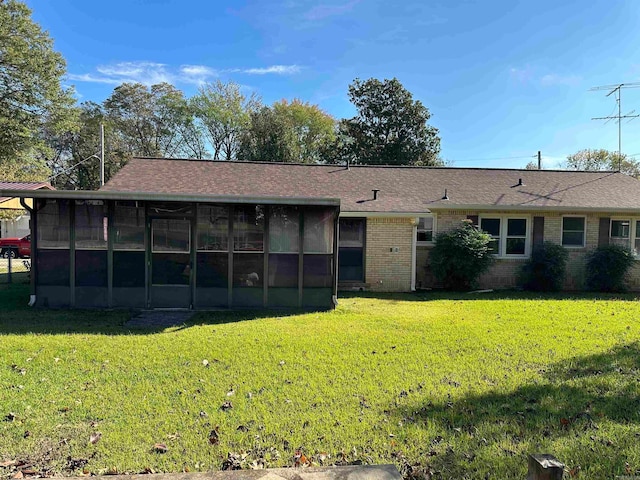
left=338, top=77, right=441, bottom=166
left=104, top=82, right=197, bottom=159
left=565, top=149, right=640, bottom=177
left=239, top=100, right=335, bottom=163
left=191, top=81, right=260, bottom=160
left=0, top=0, right=76, bottom=180
left=586, top=244, right=636, bottom=292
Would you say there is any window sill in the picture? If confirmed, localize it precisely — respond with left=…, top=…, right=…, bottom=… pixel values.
left=416, top=242, right=435, bottom=247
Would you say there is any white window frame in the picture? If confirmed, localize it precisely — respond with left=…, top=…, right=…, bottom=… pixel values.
left=416, top=215, right=436, bottom=245
left=561, top=215, right=586, bottom=248
left=479, top=215, right=531, bottom=258
left=610, top=218, right=640, bottom=257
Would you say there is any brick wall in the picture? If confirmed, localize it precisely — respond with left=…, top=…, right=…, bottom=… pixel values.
left=415, top=210, right=640, bottom=291
left=364, top=217, right=414, bottom=292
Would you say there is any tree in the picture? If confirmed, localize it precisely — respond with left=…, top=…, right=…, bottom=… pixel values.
left=0, top=0, right=76, bottom=180
left=338, top=77, right=441, bottom=166
left=238, top=106, right=297, bottom=162
left=565, top=149, right=640, bottom=177
left=191, top=81, right=260, bottom=160
left=271, top=99, right=335, bottom=163
left=525, top=161, right=539, bottom=170
left=104, top=82, right=199, bottom=159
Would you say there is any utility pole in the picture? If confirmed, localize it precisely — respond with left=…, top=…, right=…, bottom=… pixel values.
left=99, top=123, right=105, bottom=187
left=537, top=151, right=541, bottom=170
left=590, top=82, right=640, bottom=171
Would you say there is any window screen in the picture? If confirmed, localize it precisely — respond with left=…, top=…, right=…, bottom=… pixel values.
left=75, top=201, right=108, bottom=249
left=234, top=206, right=264, bottom=252
left=198, top=205, right=229, bottom=251
left=304, top=209, right=334, bottom=253
left=152, top=219, right=190, bottom=253
left=37, top=199, right=70, bottom=248
left=269, top=206, right=299, bottom=253
left=113, top=201, right=145, bottom=250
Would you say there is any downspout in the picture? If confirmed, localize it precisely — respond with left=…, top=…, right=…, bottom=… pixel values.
left=19, top=197, right=36, bottom=307
left=410, top=218, right=417, bottom=292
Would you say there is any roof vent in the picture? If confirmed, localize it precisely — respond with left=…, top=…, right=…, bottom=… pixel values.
left=517, top=178, right=524, bottom=186
left=442, top=189, right=449, bottom=200
left=372, top=189, right=380, bottom=200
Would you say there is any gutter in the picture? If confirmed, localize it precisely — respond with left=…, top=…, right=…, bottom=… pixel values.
left=410, top=219, right=417, bottom=291
left=426, top=204, right=640, bottom=214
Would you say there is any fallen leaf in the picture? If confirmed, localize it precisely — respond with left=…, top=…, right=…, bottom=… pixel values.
left=202, top=359, right=209, bottom=367
left=209, top=427, right=220, bottom=445
left=153, top=443, right=167, bottom=453
left=3, top=413, right=16, bottom=422
left=23, top=431, right=30, bottom=438
left=279, top=361, right=285, bottom=366
left=236, top=425, right=249, bottom=432
left=226, top=389, right=235, bottom=397
left=220, top=401, right=233, bottom=411
left=0, top=460, right=17, bottom=468
left=90, top=432, right=102, bottom=445
left=12, top=471, right=23, bottom=479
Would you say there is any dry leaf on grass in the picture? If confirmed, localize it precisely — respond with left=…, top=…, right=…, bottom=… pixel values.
left=90, top=432, right=102, bottom=444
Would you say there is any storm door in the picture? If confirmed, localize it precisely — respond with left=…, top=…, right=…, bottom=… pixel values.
left=150, top=216, right=192, bottom=308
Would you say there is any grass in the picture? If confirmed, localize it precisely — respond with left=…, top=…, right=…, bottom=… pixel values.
left=1, top=282, right=640, bottom=479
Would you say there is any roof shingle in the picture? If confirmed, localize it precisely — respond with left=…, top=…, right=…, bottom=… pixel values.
left=101, top=158, right=640, bottom=213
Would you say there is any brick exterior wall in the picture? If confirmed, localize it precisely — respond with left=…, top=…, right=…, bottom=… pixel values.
left=364, top=217, right=414, bottom=292
left=416, top=210, right=640, bottom=291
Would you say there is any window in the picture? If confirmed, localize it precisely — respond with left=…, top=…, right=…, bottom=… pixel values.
left=480, top=218, right=501, bottom=255
left=610, top=219, right=631, bottom=249
left=198, top=205, right=229, bottom=252
left=152, top=219, right=190, bottom=253
left=75, top=200, right=107, bottom=249
left=480, top=216, right=529, bottom=257
left=38, top=199, right=70, bottom=248
left=506, top=218, right=527, bottom=255
left=417, top=216, right=434, bottom=243
left=609, top=219, right=640, bottom=255
left=270, top=206, right=299, bottom=253
left=113, top=201, right=145, bottom=250
left=233, top=206, right=264, bottom=252
left=562, top=216, right=586, bottom=247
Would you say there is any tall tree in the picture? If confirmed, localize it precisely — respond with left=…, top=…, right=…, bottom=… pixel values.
left=338, top=77, right=441, bottom=166
left=104, top=82, right=198, bottom=159
left=239, top=106, right=298, bottom=162
left=565, top=149, right=640, bottom=177
left=191, top=81, right=260, bottom=160
left=0, top=0, right=76, bottom=180
left=272, top=99, right=335, bottom=163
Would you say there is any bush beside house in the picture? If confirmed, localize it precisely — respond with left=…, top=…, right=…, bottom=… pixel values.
left=519, top=242, right=569, bottom=292
left=586, top=244, right=636, bottom=292
left=429, top=220, right=494, bottom=290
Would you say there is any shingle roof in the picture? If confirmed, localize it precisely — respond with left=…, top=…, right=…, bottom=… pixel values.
left=101, top=158, right=640, bottom=213
left=0, top=181, right=54, bottom=204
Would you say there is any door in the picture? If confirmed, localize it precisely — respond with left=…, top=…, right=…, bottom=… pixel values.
left=150, top=217, right=192, bottom=308
left=338, top=218, right=365, bottom=282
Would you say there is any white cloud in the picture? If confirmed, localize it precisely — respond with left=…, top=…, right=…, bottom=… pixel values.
left=240, top=65, right=301, bottom=75
left=509, top=66, right=581, bottom=87
left=68, top=62, right=301, bottom=87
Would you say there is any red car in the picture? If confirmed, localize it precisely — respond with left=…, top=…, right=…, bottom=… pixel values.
left=0, top=234, right=31, bottom=258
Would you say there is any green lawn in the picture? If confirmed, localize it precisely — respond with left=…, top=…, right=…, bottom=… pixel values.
left=1, top=282, right=640, bottom=479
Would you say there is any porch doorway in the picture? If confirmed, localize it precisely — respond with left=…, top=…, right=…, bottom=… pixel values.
left=149, top=217, right=192, bottom=308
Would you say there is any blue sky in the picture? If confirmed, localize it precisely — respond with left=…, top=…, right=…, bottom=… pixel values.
left=26, top=0, right=640, bottom=168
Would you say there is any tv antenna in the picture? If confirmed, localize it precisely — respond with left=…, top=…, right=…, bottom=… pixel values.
left=590, top=82, right=640, bottom=171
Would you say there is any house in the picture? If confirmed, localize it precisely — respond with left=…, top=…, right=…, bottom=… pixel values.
left=0, top=181, right=53, bottom=238
left=101, top=158, right=640, bottom=292
left=4, top=157, right=640, bottom=310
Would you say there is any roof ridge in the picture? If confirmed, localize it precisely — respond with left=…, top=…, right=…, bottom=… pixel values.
left=130, top=157, right=622, bottom=174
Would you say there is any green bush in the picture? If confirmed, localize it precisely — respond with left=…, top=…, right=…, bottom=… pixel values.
left=519, top=242, right=569, bottom=291
left=429, top=220, right=494, bottom=290
left=586, top=244, right=636, bottom=292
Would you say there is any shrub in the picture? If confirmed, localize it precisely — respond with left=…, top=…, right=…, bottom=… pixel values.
left=586, top=244, right=636, bottom=292
left=519, top=242, right=569, bottom=291
left=429, top=220, right=494, bottom=290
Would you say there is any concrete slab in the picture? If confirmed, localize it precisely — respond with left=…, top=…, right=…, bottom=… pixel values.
left=57, top=465, right=402, bottom=480
left=126, top=310, right=195, bottom=329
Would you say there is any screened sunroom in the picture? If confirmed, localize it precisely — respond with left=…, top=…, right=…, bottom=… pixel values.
left=2, top=189, right=339, bottom=310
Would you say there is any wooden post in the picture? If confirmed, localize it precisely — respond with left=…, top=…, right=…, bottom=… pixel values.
left=527, top=454, right=564, bottom=480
